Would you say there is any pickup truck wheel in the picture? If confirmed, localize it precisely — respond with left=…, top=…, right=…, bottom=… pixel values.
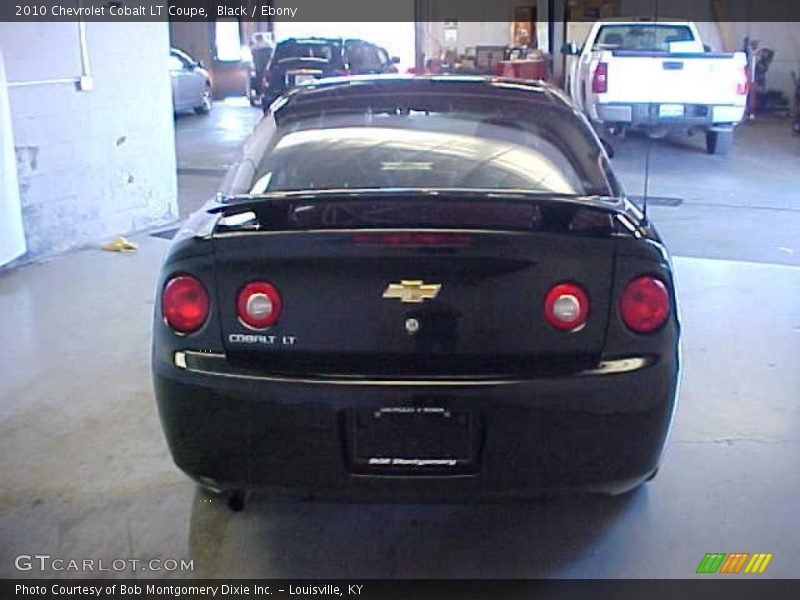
left=706, top=130, right=733, bottom=155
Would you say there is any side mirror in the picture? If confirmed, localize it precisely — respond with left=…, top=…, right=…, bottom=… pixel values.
left=561, top=42, right=580, bottom=56
left=391, top=56, right=401, bottom=64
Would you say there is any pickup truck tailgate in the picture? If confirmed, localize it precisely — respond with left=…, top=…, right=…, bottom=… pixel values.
left=603, top=51, right=746, bottom=106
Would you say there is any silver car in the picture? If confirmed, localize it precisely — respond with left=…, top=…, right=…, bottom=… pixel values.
left=169, top=48, right=212, bottom=114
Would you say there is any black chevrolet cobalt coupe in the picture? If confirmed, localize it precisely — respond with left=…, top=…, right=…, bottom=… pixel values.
left=152, top=76, right=680, bottom=508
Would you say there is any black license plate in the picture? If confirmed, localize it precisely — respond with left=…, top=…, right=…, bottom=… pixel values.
left=352, top=407, right=472, bottom=469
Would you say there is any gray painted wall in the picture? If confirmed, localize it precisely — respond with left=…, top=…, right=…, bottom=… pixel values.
left=0, top=22, right=177, bottom=261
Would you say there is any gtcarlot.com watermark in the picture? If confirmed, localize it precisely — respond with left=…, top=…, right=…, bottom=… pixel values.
left=15, top=554, right=194, bottom=573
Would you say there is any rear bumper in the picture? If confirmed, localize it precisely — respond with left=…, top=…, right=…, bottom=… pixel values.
left=594, top=102, right=745, bottom=128
left=153, top=351, right=679, bottom=500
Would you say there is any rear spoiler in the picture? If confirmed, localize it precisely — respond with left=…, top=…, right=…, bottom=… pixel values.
left=211, top=189, right=626, bottom=213
left=207, top=189, right=639, bottom=237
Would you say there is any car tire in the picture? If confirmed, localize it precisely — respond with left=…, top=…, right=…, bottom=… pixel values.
left=194, top=84, right=212, bottom=115
left=706, top=129, right=733, bottom=155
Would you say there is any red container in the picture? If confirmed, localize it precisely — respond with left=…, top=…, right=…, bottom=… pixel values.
left=494, top=59, right=549, bottom=81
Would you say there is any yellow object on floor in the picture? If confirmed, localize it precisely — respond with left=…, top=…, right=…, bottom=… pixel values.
left=102, top=236, right=138, bottom=252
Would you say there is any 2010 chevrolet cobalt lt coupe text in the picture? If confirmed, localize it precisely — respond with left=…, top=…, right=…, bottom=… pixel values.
left=152, top=76, right=680, bottom=508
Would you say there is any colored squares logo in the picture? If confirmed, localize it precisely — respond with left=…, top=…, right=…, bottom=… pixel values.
left=696, top=553, right=773, bottom=574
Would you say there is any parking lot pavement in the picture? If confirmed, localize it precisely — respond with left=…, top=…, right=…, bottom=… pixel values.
left=612, top=118, right=800, bottom=267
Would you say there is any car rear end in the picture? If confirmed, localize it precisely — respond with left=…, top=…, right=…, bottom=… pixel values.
left=262, top=39, right=344, bottom=107
left=152, top=78, right=680, bottom=500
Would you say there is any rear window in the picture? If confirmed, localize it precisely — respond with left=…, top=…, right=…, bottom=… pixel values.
left=346, top=43, right=383, bottom=70
left=592, top=24, right=695, bottom=52
left=274, top=41, right=339, bottom=63
left=246, top=108, right=616, bottom=197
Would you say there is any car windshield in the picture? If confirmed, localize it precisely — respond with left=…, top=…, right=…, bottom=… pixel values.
left=246, top=110, right=615, bottom=197
left=592, top=24, right=695, bottom=52
left=274, top=41, right=338, bottom=63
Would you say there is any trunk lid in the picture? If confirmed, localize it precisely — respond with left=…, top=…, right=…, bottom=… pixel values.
left=211, top=194, right=619, bottom=376
left=602, top=50, right=747, bottom=106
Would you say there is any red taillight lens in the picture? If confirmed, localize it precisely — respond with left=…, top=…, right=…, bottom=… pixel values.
left=736, top=65, right=749, bottom=95
left=351, top=232, right=472, bottom=246
left=543, top=283, right=590, bottom=331
left=592, top=62, right=608, bottom=94
left=237, top=281, right=282, bottom=329
left=620, top=276, right=670, bottom=334
left=162, top=275, right=210, bottom=334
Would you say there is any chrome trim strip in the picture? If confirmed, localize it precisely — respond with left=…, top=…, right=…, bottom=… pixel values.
left=173, top=351, right=650, bottom=386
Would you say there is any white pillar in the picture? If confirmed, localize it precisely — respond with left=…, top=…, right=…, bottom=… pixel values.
left=0, top=48, right=27, bottom=266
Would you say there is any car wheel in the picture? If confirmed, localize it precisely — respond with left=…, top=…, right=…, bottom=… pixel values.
left=706, top=129, right=733, bottom=155
left=194, top=84, right=212, bottom=114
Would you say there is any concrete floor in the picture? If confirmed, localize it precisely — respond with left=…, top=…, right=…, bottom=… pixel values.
left=1, top=102, right=799, bottom=579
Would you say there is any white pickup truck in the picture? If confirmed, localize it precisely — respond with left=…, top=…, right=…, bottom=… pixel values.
left=563, top=19, right=748, bottom=155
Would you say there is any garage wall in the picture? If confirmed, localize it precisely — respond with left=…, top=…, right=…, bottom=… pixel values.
left=421, top=22, right=513, bottom=57
left=728, top=22, right=800, bottom=100
left=0, top=22, right=178, bottom=262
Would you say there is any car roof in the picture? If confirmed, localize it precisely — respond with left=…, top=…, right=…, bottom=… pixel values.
left=596, top=17, right=691, bottom=24
left=277, top=37, right=343, bottom=45
left=276, top=37, right=376, bottom=46
left=170, top=48, right=190, bottom=58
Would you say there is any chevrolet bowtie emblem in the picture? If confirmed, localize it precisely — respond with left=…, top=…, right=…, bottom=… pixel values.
left=382, top=280, right=442, bottom=304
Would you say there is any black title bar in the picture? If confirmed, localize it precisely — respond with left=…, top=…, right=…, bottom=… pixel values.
left=5, top=579, right=800, bottom=600
left=2, top=0, right=800, bottom=22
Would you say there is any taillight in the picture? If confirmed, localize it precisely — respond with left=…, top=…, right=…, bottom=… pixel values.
left=592, top=62, right=608, bottom=94
left=237, top=281, right=282, bottom=329
left=543, top=283, right=590, bottom=331
left=351, top=232, right=472, bottom=246
left=619, top=276, right=670, bottom=334
left=162, top=275, right=210, bottom=334
left=736, top=65, right=749, bottom=95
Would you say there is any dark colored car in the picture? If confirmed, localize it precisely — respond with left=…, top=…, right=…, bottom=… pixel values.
left=153, top=76, right=680, bottom=509
left=260, top=37, right=399, bottom=110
